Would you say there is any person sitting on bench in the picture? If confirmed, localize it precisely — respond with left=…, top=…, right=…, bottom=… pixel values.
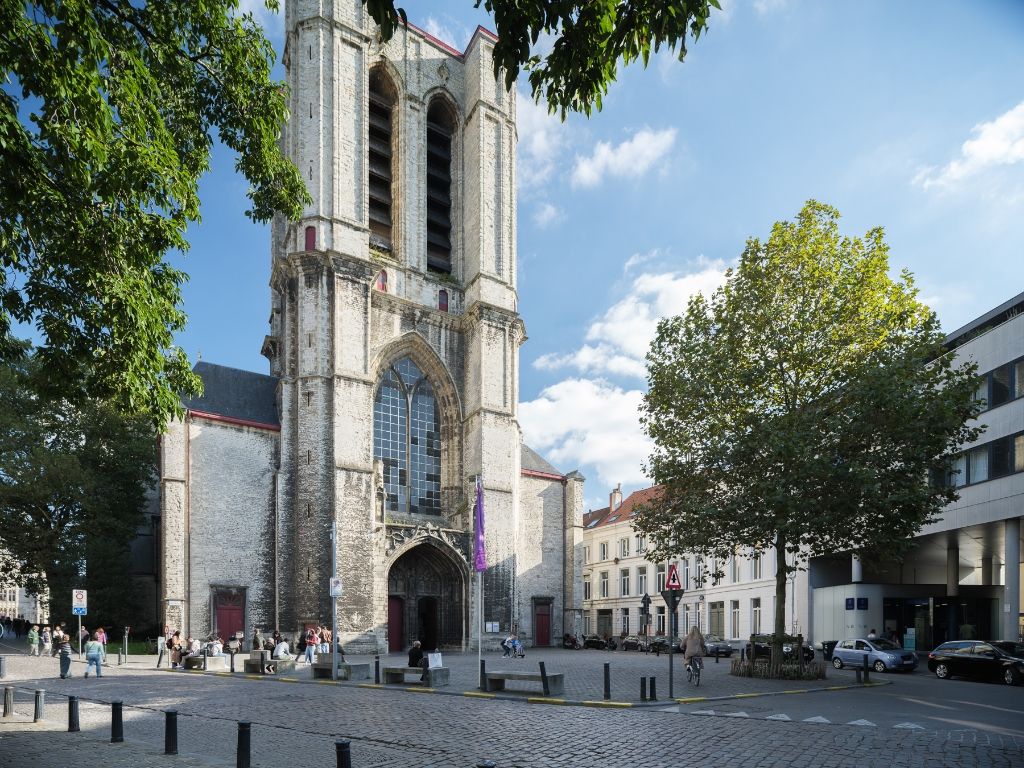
left=408, top=640, right=427, bottom=682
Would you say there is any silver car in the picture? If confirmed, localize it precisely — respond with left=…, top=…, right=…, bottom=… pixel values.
left=832, top=637, right=918, bottom=673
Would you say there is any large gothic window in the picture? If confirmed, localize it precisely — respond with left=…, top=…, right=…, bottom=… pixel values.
left=374, top=357, right=441, bottom=515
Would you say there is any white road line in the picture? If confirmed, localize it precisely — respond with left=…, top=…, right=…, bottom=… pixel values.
left=846, top=719, right=876, bottom=727
left=692, top=710, right=716, bottom=716
left=802, top=716, right=831, bottom=724
left=893, top=722, right=926, bottom=730
left=723, top=711, right=749, bottom=717
left=765, top=714, right=791, bottom=721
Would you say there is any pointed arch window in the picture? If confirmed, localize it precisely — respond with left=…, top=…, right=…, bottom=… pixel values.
left=369, top=69, right=397, bottom=251
left=373, top=357, right=441, bottom=515
left=374, top=269, right=388, bottom=293
left=426, top=97, right=454, bottom=273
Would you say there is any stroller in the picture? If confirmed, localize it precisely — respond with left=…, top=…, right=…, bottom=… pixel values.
left=500, top=635, right=526, bottom=658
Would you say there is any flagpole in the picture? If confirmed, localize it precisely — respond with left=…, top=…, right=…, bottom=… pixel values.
left=473, top=474, right=485, bottom=685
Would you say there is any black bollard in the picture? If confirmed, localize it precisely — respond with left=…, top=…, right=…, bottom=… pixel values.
left=715, top=649, right=720, bottom=664
left=237, top=721, right=251, bottom=768
left=374, top=655, right=380, bottom=685
left=33, top=690, right=44, bottom=723
left=479, top=659, right=486, bottom=690
left=111, top=700, right=124, bottom=743
left=640, top=677, right=647, bottom=701
left=3, top=686, right=12, bottom=718
left=539, top=662, right=550, bottom=696
left=202, top=650, right=208, bottom=671
left=336, top=738, right=352, bottom=768
left=0, top=656, right=6, bottom=679
left=68, top=695, right=80, bottom=732
left=165, top=710, right=178, bottom=755
left=230, top=652, right=236, bottom=673
left=862, top=655, right=870, bottom=683
left=603, top=662, right=611, bottom=701
left=649, top=676, right=657, bottom=701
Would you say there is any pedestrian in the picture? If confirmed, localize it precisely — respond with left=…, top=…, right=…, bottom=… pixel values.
left=867, top=628, right=878, bottom=640
left=408, top=639, right=427, bottom=683
left=96, top=626, right=107, bottom=661
left=319, top=624, right=332, bottom=654
left=251, top=628, right=264, bottom=651
left=41, top=625, right=52, bottom=656
left=169, top=631, right=183, bottom=668
left=303, top=626, right=320, bottom=664
left=27, top=624, right=40, bottom=656
left=53, top=632, right=73, bottom=678
left=78, top=625, right=89, bottom=654
left=84, top=630, right=105, bottom=677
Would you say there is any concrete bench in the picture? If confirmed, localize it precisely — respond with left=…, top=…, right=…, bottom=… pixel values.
left=243, top=658, right=296, bottom=675
left=382, top=665, right=450, bottom=687
left=183, top=655, right=229, bottom=671
left=485, top=671, right=564, bottom=695
left=311, top=661, right=370, bottom=681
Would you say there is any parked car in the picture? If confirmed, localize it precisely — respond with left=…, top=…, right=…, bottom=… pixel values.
left=621, top=635, right=649, bottom=652
left=704, top=634, right=734, bottom=657
left=831, top=638, right=918, bottom=673
left=649, top=636, right=682, bottom=653
left=927, top=640, right=1024, bottom=685
left=745, top=635, right=815, bottom=662
left=582, top=634, right=607, bottom=650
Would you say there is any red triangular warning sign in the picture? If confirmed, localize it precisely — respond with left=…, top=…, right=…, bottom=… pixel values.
left=666, top=563, right=682, bottom=590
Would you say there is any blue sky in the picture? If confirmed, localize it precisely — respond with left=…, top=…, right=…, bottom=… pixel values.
left=179, top=0, right=1024, bottom=510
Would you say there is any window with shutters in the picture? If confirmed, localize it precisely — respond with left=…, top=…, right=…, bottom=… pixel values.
left=425, top=97, right=454, bottom=274
left=368, top=69, right=396, bottom=251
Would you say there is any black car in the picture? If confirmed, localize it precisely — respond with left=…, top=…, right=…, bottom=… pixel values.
left=704, top=634, right=734, bottom=657
left=745, top=635, right=815, bottom=662
left=621, top=635, right=649, bottom=651
left=582, top=634, right=607, bottom=650
left=927, top=640, right=1024, bottom=685
left=648, top=636, right=682, bottom=653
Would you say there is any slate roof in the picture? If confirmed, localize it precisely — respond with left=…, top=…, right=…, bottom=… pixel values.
left=584, top=485, right=663, bottom=530
left=521, top=444, right=563, bottom=476
left=182, top=362, right=279, bottom=427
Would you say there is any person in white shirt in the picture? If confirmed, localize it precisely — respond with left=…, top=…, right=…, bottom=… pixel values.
left=273, top=638, right=293, bottom=660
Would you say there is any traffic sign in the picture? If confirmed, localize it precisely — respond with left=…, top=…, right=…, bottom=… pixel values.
left=72, top=607, right=87, bottom=616
left=666, top=563, right=682, bottom=591
left=329, top=577, right=343, bottom=598
left=72, top=589, right=87, bottom=609
left=660, top=589, right=682, bottom=612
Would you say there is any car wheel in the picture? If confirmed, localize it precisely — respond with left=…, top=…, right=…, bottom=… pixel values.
left=873, top=660, right=887, bottom=673
left=934, top=663, right=951, bottom=680
left=832, top=657, right=843, bottom=669
left=1003, top=668, right=1020, bottom=686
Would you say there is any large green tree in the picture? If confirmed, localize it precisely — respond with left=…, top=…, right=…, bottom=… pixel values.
left=366, top=0, right=720, bottom=116
left=0, top=345, right=156, bottom=629
left=637, top=200, right=981, bottom=663
left=1, top=0, right=309, bottom=427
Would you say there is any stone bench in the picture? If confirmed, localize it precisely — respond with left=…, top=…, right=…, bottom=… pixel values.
left=485, top=671, right=564, bottom=696
left=382, top=665, right=450, bottom=687
left=311, top=661, right=370, bottom=681
left=183, top=655, right=229, bottom=671
left=243, top=658, right=296, bottom=675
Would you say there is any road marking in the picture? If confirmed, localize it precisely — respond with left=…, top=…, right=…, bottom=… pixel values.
left=277, top=677, right=299, bottom=683
left=723, top=711, right=749, bottom=717
left=357, top=684, right=384, bottom=689
left=893, top=722, right=925, bottom=730
left=733, top=693, right=764, bottom=698
left=676, top=697, right=707, bottom=703
left=803, top=716, right=831, bottom=724
left=782, top=689, right=809, bottom=694
left=463, top=692, right=496, bottom=699
left=766, top=714, right=791, bottom=721
left=846, top=719, right=876, bottom=727
left=581, top=700, right=631, bottom=708
left=692, top=709, right=716, bottom=716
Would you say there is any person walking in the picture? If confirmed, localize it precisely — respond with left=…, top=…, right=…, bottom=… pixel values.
left=303, top=627, right=320, bottom=664
left=27, top=624, right=40, bottom=656
left=84, top=630, right=105, bottom=677
left=40, top=625, right=52, bottom=657
left=53, top=632, right=74, bottom=678
left=95, top=626, right=107, bottom=662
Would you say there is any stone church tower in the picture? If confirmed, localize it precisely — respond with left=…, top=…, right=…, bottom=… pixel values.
left=156, top=4, right=585, bottom=653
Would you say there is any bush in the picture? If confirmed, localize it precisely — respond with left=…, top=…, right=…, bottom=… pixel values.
left=729, top=658, right=827, bottom=680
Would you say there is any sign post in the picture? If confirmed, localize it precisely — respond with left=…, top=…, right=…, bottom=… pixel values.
left=72, top=589, right=88, bottom=654
left=640, top=593, right=652, bottom=642
left=329, top=522, right=341, bottom=682
left=661, top=563, right=684, bottom=698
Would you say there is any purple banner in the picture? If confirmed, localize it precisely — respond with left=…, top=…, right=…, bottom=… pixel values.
left=474, top=477, right=486, bottom=572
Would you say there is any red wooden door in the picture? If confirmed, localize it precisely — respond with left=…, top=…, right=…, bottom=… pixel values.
left=388, top=596, right=404, bottom=652
left=214, top=592, right=244, bottom=639
left=534, top=603, right=551, bottom=647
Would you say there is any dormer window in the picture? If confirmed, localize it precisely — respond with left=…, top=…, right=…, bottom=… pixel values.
left=369, top=69, right=397, bottom=251
left=426, top=98, right=454, bottom=274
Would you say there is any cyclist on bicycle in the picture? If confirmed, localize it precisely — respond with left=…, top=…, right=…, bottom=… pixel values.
left=683, top=626, right=708, bottom=677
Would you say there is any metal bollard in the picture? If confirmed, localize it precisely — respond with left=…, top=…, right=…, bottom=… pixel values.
left=740, top=646, right=746, bottom=661
left=603, top=662, right=611, bottom=701
left=539, top=661, right=550, bottom=696
left=374, top=655, right=380, bottom=685
left=165, top=710, right=178, bottom=755
left=3, top=686, right=12, bottom=718
left=640, top=677, right=647, bottom=701
left=649, top=676, right=657, bottom=701
left=111, top=700, right=124, bottom=743
left=33, top=690, right=44, bottom=723
left=715, top=649, right=720, bottom=664
left=336, top=738, right=352, bottom=768
left=202, top=649, right=208, bottom=671
left=68, top=695, right=80, bottom=732
left=230, top=652, right=236, bottom=673
left=237, top=721, right=251, bottom=768
left=861, top=655, right=870, bottom=683
left=479, top=658, right=486, bottom=691
left=0, top=656, right=6, bottom=679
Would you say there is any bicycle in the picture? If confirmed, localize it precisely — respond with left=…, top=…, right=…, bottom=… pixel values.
left=686, top=655, right=703, bottom=686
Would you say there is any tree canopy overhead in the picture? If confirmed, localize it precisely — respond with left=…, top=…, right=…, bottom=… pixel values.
left=1, top=0, right=309, bottom=427
left=637, top=200, right=981, bottom=654
left=365, top=0, right=721, bottom=117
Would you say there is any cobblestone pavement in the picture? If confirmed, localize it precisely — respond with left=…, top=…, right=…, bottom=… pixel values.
left=1, top=650, right=1022, bottom=767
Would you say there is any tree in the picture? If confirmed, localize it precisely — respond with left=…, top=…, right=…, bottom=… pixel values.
left=1, top=1, right=309, bottom=428
left=0, top=345, right=157, bottom=629
left=365, top=0, right=720, bottom=117
left=637, top=200, right=981, bottom=664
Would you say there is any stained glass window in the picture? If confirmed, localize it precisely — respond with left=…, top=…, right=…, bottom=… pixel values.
left=373, top=357, right=441, bottom=515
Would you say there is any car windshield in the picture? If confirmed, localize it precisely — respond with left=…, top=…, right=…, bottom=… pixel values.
left=870, top=639, right=901, bottom=650
left=705, top=635, right=723, bottom=642
left=993, top=642, right=1024, bottom=657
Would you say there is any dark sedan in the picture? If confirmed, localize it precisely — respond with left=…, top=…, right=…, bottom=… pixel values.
left=649, top=636, right=682, bottom=653
left=745, top=635, right=815, bottom=662
left=704, top=634, right=734, bottom=657
left=927, top=640, right=1024, bottom=685
left=582, top=634, right=607, bottom=650
left=621, top=635, right=649, bottom=651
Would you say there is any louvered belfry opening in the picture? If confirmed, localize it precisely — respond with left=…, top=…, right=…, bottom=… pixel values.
left=369, top=69, right=396, bottom=251
left=426, top=98, right=454, bottom=274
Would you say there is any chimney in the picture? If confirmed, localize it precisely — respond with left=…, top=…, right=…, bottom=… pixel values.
left=610, top=483, right=622, bottom=512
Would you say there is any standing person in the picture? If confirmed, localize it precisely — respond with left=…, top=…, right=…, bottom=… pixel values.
left=251, top=628, right=264, bottom=651
left=41, top=625, right=52, bottom=657
left=78, top=625, right=89, bottom=654
left=84, top=630, right=105, bottom=677
left=52, top=631, right=73, bottom=678
left=319, top=624, right=332, bottom=655
left=169, top=631, right=183, bottom=669
left=303, top=626, right=320, bottom=664
left=27, top=624, right=40, bottom=656
left=867, top=628, right=878, bottom=640
left=95, top=626, right=107, bottom=660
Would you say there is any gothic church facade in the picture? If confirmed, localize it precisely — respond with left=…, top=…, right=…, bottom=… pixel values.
left=156, top=3, right=585, bottom=652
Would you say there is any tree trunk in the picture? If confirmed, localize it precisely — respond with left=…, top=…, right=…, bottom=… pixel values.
left=771, top=533, right=788, bottom=666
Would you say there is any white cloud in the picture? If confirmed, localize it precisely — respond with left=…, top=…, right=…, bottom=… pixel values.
left=533, top=260, right=730, bottom=379
left=516, top=92, right=570, bottom=190
left=532, top=202, right=563, bottom=228
left=423, top=16, right=457, bottom=48
left=236, top=0, right=282, bottom=36
left=754, top=0, right=789, bottom=15
left=623, top=250, right=656, bottom=273
left=571, top=128, right=677, bottom=188
left=914, top=101, right=1024, bottom=190
left=519, top=379, right=652, bottom=488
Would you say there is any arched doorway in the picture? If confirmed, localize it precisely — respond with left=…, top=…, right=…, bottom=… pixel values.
left=387, top=542, right=465, bottom=652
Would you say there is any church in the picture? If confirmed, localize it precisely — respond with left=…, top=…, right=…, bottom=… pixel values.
left=154, top=3, right=585, bottom=653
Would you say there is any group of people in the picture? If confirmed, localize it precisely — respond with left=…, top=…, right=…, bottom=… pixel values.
left=165, top=630, right=231, bottom=668
left=45, top=626, right=107, bottom=679
left=248, top=625, right=344, bottom=673
left=500, top=633, right=525, bottom=658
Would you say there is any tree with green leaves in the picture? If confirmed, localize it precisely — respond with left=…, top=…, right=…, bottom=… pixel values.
left=1, top=0, right=309, bottom=428
left=0, top=345, right=157, bottom=629
left=637, top=200, right=981, bottom=665
left=366, top=0, right=720, bottom=117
